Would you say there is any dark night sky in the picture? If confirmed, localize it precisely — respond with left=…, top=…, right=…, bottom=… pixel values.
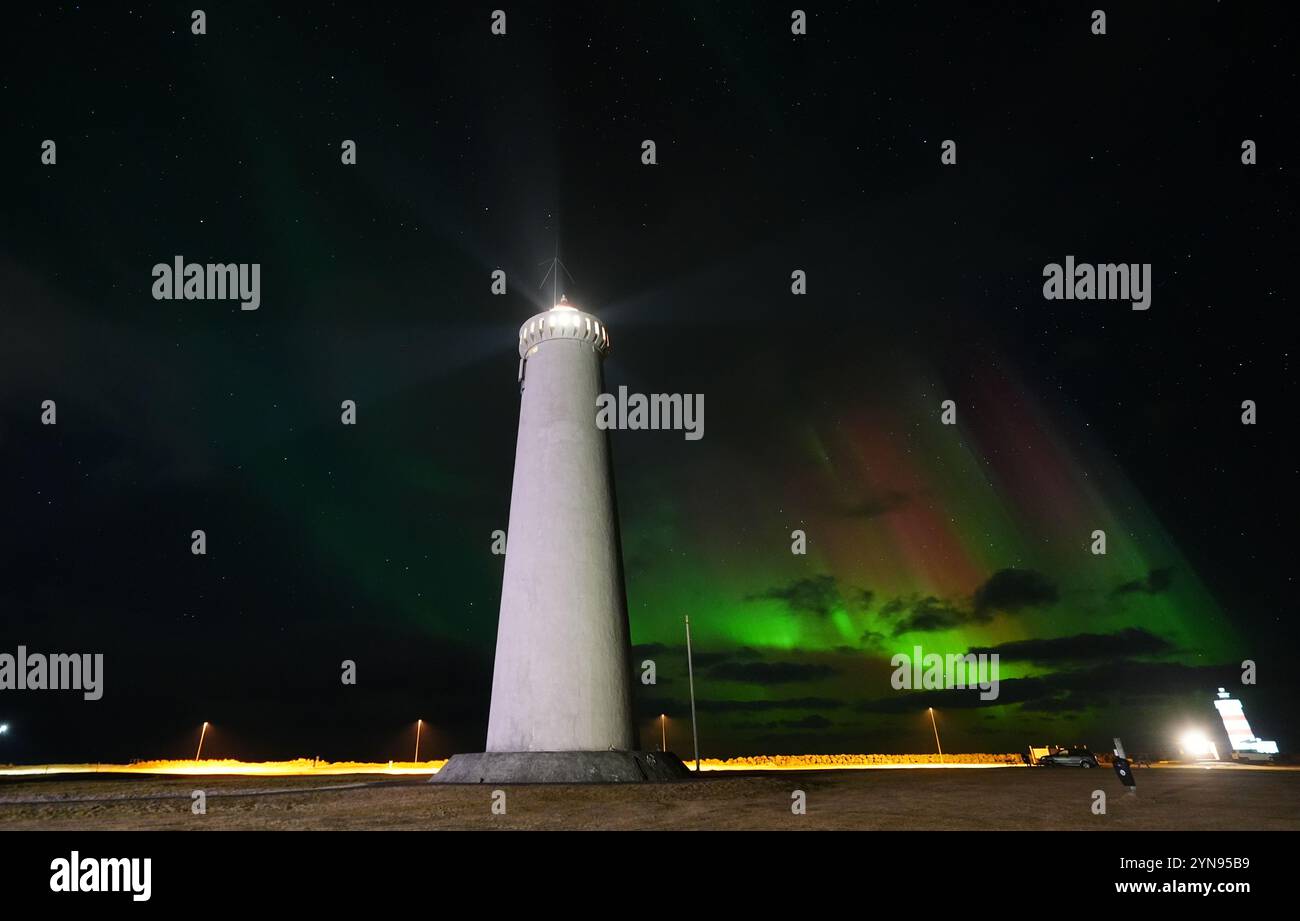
left=1, top=2, right=1295, bottom=764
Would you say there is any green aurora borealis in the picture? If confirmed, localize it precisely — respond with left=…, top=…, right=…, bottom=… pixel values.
left=608, top=345, right=1246, bottom=756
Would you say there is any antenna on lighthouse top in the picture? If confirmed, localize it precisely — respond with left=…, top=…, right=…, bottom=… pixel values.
left=539, top=239, right=575, bottom=309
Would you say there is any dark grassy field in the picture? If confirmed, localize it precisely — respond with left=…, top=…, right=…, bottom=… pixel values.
left=2, top=765, right=1297, bottom=830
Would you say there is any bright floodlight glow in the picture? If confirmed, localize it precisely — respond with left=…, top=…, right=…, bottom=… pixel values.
left=1180, top=730, right=1216, bottom=758
left=0, top=723, right=9, bottom=735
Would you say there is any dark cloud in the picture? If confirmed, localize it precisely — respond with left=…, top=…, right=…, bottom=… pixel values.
left=880, top=595, right=971, bottom=635
left=880, top=598, right=907, bottom=617
left=746, top=575, right=869, bottom=618
left=696, top=696, right=846, bottom=714
left=855, top=676, right=1054, bottom=713
left=1113, top=567, right=1175, bottom=596
left=1016, top=692, right=1095, bottom=714
left=854, top=659, right=1238, bottom=715
left=692, top=651, right=731, bottom=668
left=872, top=568, right=1059, bottom=636
left=971, top=568, right=1059, bottom=617
left=709, top=661, right=837, bottom=685
left=1014, top=659, right=1228, bottom=712
left=765, top=714, right=834, bottom=730
left=968, top=628, right=1174, bottom=663
left=631, top=644, right=760, bottom=669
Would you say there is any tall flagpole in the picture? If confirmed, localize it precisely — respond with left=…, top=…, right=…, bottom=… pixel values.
left=685, top=615, right=700, bottom=772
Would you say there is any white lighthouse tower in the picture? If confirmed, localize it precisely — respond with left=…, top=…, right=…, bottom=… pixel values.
left=489, top=295, right=633, bottom=753
left=433, top=291, right=687, bottom=783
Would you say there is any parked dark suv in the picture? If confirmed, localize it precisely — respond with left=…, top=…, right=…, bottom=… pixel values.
left=1036, top=748, right=1099, bottom=768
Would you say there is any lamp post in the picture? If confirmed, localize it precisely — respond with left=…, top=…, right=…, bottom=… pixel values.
left=414, top=719, right=423, bottom=764
left=660, top=714, right=667, bottom=752
left=195, top=721, right=210, bottom=761
left=928, top=708, right=943, bottom=763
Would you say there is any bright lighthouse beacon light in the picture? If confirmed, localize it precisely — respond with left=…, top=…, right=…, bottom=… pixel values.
left=518, top=295, right=609, bottom=368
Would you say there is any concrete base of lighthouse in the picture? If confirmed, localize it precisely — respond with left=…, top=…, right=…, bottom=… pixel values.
left=430, top=750, right=691, bottom=784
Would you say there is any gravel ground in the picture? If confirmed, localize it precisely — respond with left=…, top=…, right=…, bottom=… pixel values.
left=1, top=765, right=1297, bottom=830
